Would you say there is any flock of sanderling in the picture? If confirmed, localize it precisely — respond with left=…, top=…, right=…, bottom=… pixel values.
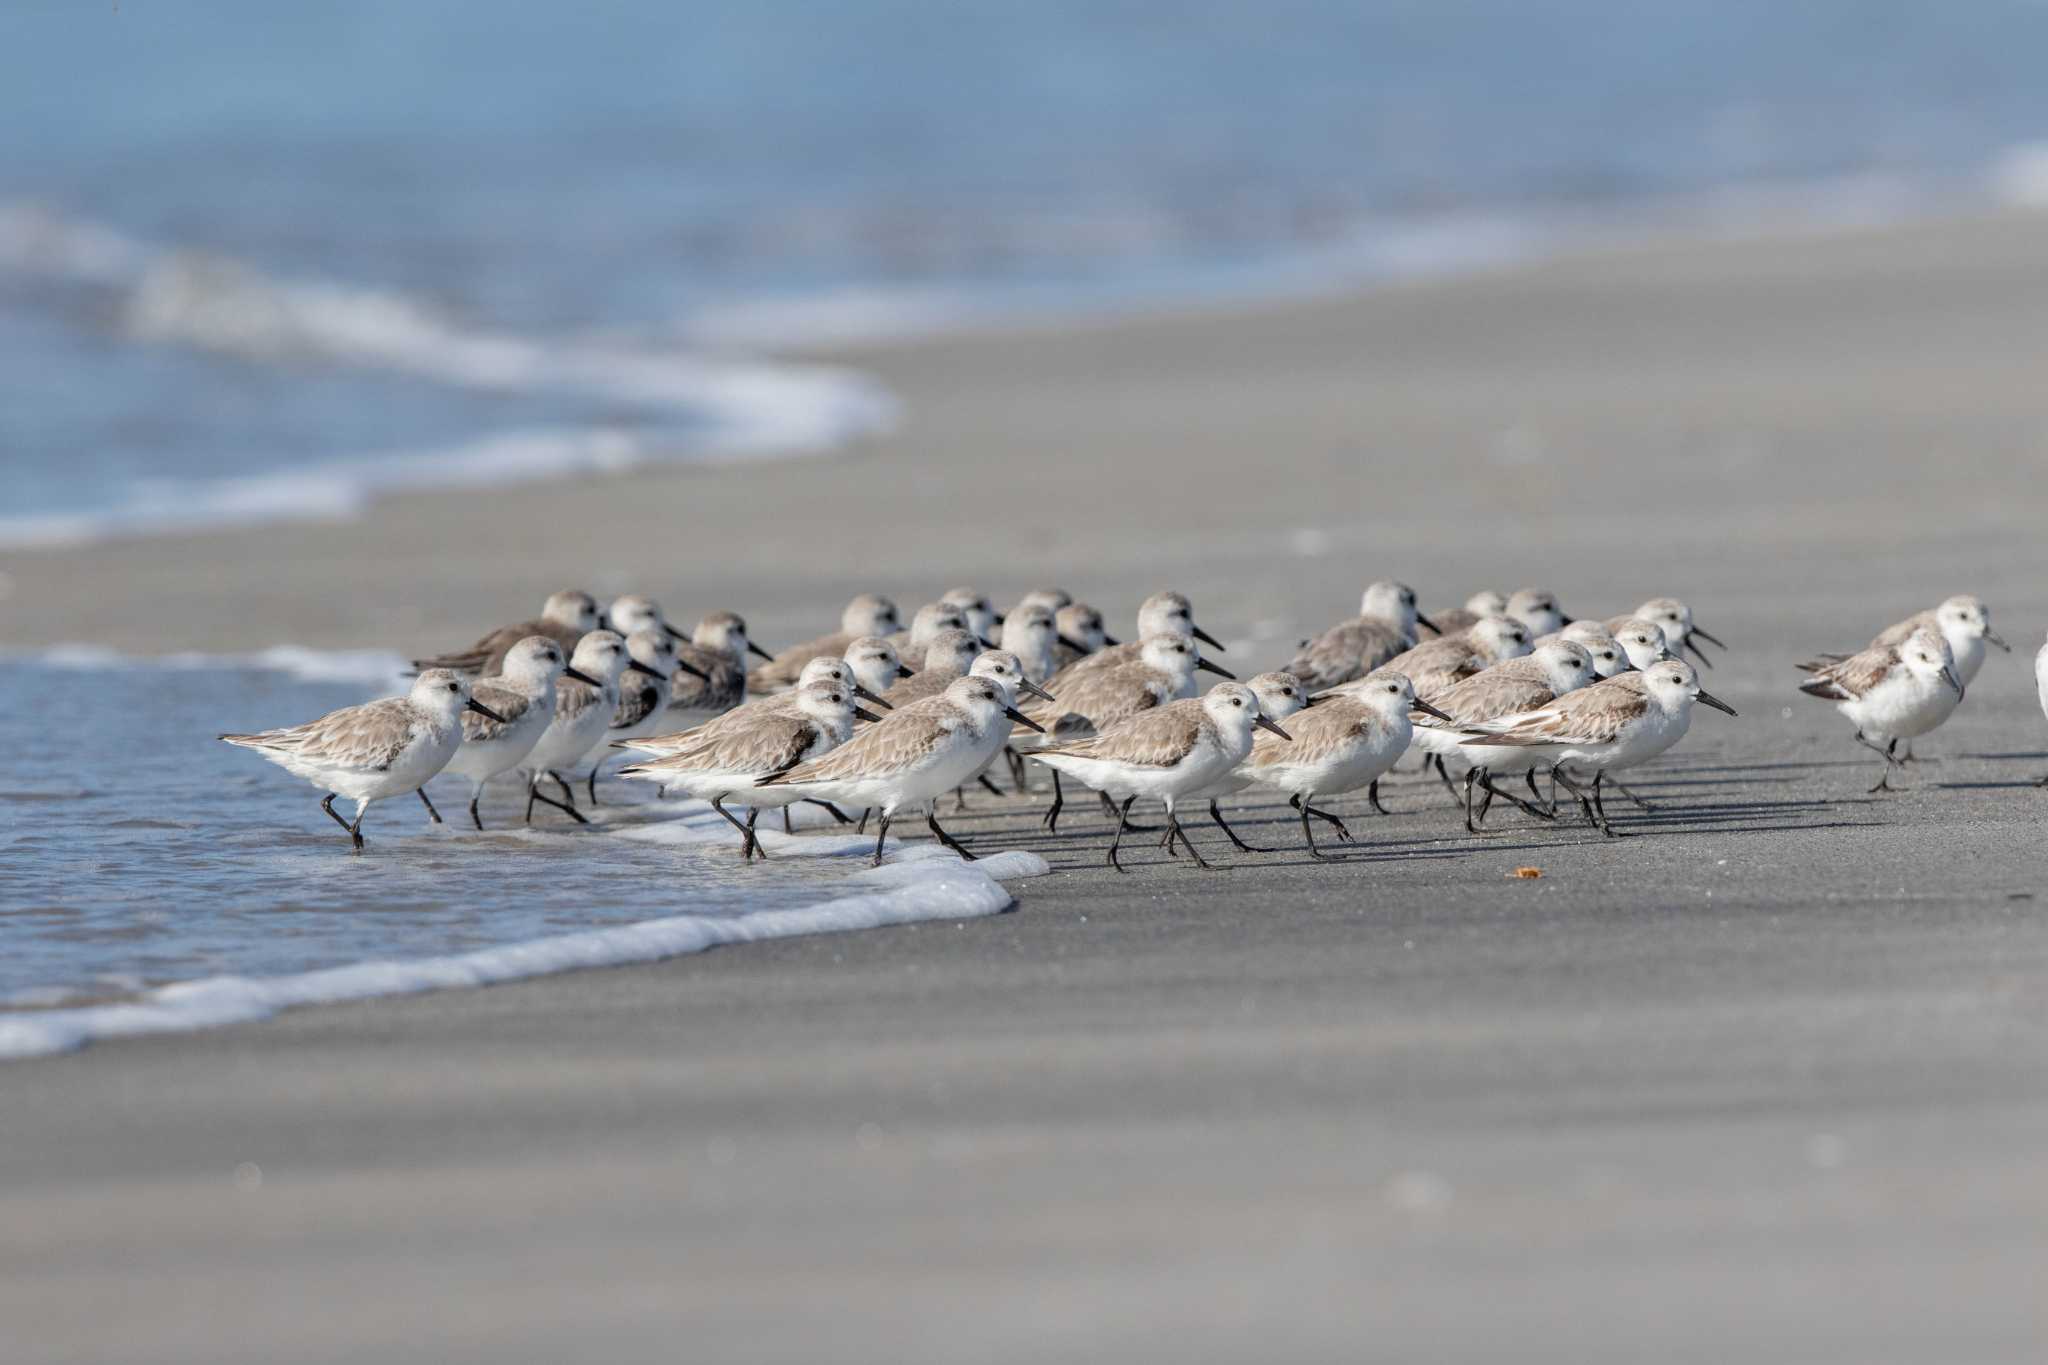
left=219, top=583, right=2028, bottom=869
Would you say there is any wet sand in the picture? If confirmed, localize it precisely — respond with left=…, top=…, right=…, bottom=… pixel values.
left=5, top=211, right=2048, bottom=1361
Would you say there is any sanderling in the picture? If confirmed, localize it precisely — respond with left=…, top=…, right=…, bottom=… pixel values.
left=890, top=601, right=982, bottom=656
left=1185, top=671, right=1316, bottom=852
left=1798, top=624, right=1960, bottom=793
left=1502, top=589, right=1569, bottom=638
left=617, top=679, right=877, bottom=860
left=1463, top=658, right=1736, bottom=835
left=1800, top=595, right=2007, bottom=690
left=1286, top=581, right=1434, bottom=691
left=410, top=589, right=600, bottom=676
left=1606, top=618, right=1676, bottom=672
left=888, top=641, right=1055, bottom=712
left=437, top=636, right=594, bottom=830
left=748, top=593, right=901, bottom=693
left=1362, top=614, right=1532, bottom=701
left=882, top=628, right=983, bottom=705
left=999, top=602, right=1062, bottom=684
left=1424, top=590, right=1508, bottom=637
left=221, top=668, right=503, bottom=852
left=523, top=630, right=659, bottom=824
left=573, top=627, right=712, bottom=804
left=1063, top=591, right=1225, bottom=677
left=941, top=587, right=1004, bottom=641
left=1604, top=597, right=1723, bottom=669
left=842, top=636, right=915, bottom=700
left=1536, top=621, right=1630, bottom=678
left=1410, top=640, right=1596, bottom=828
left=757, top=676, right=1044, bottom=864
left=605, top=594, right=689, bottom=643
left=1239, top=672, right=1451, bottom=858
left=1030, top=681, right=1289, bottom=871
left=1051, top=601, right=1116, bottom=671
left=667, top=611, right=769, bottom=725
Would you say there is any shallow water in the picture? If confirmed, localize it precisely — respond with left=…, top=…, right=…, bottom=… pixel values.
left=7, top=2, right=2048, bottom=539
left=0, top=654, right=913, bottom=1011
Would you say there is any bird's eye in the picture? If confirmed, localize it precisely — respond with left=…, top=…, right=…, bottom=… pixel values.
left=447, top=682, right=459, bottom=692
left=1231, top=698, right=1243, bottom=707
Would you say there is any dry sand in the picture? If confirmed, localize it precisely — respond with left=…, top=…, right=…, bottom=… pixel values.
left=5, top=211, right=2048, bottom=1361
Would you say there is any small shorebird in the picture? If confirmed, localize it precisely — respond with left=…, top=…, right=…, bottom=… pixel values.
left=1361, top=614, right=1532, bottom=701
left=617, top=680, right=877, bottom=860
left=1797, top=625, right=1961, bottom=793
left=221, top=668, right=504, bottom=852
left=1029, top=682, right=1291, bottom=872
left=748, top=593, right=901, bottom=693
left=940, top=586, right=1004, bottom=641
left=887, top=642, right=1055, bottom=711
left=523, top=631, right=659, bottom=823
left=1502, top=588, right=1569, bottom=638
left=841, top=636, right=915, bottom=700
left=1422, top=590, right=1508, bottom=637
left=1536, top=621, right=1630, bottom=679
left=881, top=628, right=982, bottom=705
left=1239, top=671, right=1451, bottom=858
left=1799, top=594, right=2007, bottom=689
left=1050, top=601, right=1115, bottom=670
left=1607, top=617, right=1676, bottom=672
left=890, top=601, right=984, bottom=656
left=606, top=594, right=691, bottom=643
left=1016, top=588, right=1074, bottom=615
left=1604, top=597, right=1724, bottom=669
left=1463, top=658, right=1736, bottom=835
left=1286, top=581, right=1435, bottom=691
left=999, top=603, right=1062, bottom=684
left=1410, top=641, right=1596, bottom=828
left=410, top=589, right=600, bottom=676
left=667, top=611, right=770, bottom=725
left=757, top=676, right=1044, bottom=864
left=1025, top=631, right=1223, bottom=827
left=1186, top=671, right=1318, bottom=852
left=573, top=627, right=711, bottom=804
left=440, top=636, right=596, bottom=830
left=1063, top=591, right=1225, bottom=676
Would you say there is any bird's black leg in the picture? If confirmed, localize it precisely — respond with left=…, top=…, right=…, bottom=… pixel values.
left=1209, top=799, right=1270, bottom=854
left=871, top=811, right=892, bottom=866
left=1106, top=796, right=1136, bottom=872
left=346, top=807, right=367, bottom=853
left=1464, top=767, right=1483, bottom=834
left=1368, top=779, right=1390, bottom=816
left=1481, top=773, right=1555, bottom=821
left=586, top=765, right=601, bottom=807
left=468, top=792, right=484, bottom=831
left=1432, top=753, right=1462, bottom=805
left=1164, top=805, right=1215, bottom=869
left=1289, top=793, right=1353, bottom=842
left=321, top=793, right=353, bottom=835
left=527, top=775, right=590, bottom=825
left=1607, top=776, right=1656, bottom=812
left=550, top=772, right=579, bottom=810
left=711, top=795, right=762, bottom=860
left=1590, top=773, right=1622, bottom=838
left=745, top=806, right=765, bottom=861
left=416, top=787, right=443, bottom=824
left=1551, top=767, right=1602, bottom=830
left=926, top=808, right=978, bottom=861
left=856, top=807, right=871, bottom=835
left=1856, top=732, right=1902, bottom=794
left=1526, top=771, right=1553, bottom=816
left=1042, top=771, right=1065, bottom=832
left=1102, top=789, right=1157, bottom=831
left=805, top=799, right=853, bottom=825
left=1005, top=748, right=1030, bottom=792
left=977, top=773, right=1006, bottom=798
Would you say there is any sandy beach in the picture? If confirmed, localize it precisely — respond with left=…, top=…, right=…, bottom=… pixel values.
left=7, top=212, right=2048, bottom=1361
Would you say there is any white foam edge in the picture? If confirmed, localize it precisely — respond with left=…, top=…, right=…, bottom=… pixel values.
left=15, top=642, right=412, bottom=688
left=0, top=828, right=1050, bottom=1061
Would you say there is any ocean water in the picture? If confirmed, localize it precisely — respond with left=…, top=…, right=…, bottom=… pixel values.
left=0, top=652, right=1042, bottom=1057
left=7, top=1, right=2048, bottom=540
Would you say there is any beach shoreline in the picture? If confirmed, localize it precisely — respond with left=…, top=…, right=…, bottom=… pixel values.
left=7, top=211, right=2048, bottom=1361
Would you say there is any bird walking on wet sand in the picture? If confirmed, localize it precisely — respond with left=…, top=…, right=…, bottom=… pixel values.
left=756, top=676, right=1045, bottom=865
left=1059, top=591, right=1223, bottom=677
left=522, top=631, right=659, bottom=824
left=1029, top=681, right=1291, bottom=872
left=410, top=589, right=602, bottom=676
left=1462, top=658, right=1736, bottom=835
left=438, top=636, right=596, bottom=830
left=1798, top=594, right=2006, bottom=762
left=1797, top=625, right=1961, bottom=794
left=1239, top=671, right=1449, bottom=858
left=617, top=680, right=877, bottom=860
left=221, top=669, right=504, bottom=852
left=572, top=627, right=709, bottom=805
left=1605, top=597, right=1724, bottom=670
left=1185, top=671, right=1318, bottom=852
left=1411, top=641, right=1596, bottom=831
